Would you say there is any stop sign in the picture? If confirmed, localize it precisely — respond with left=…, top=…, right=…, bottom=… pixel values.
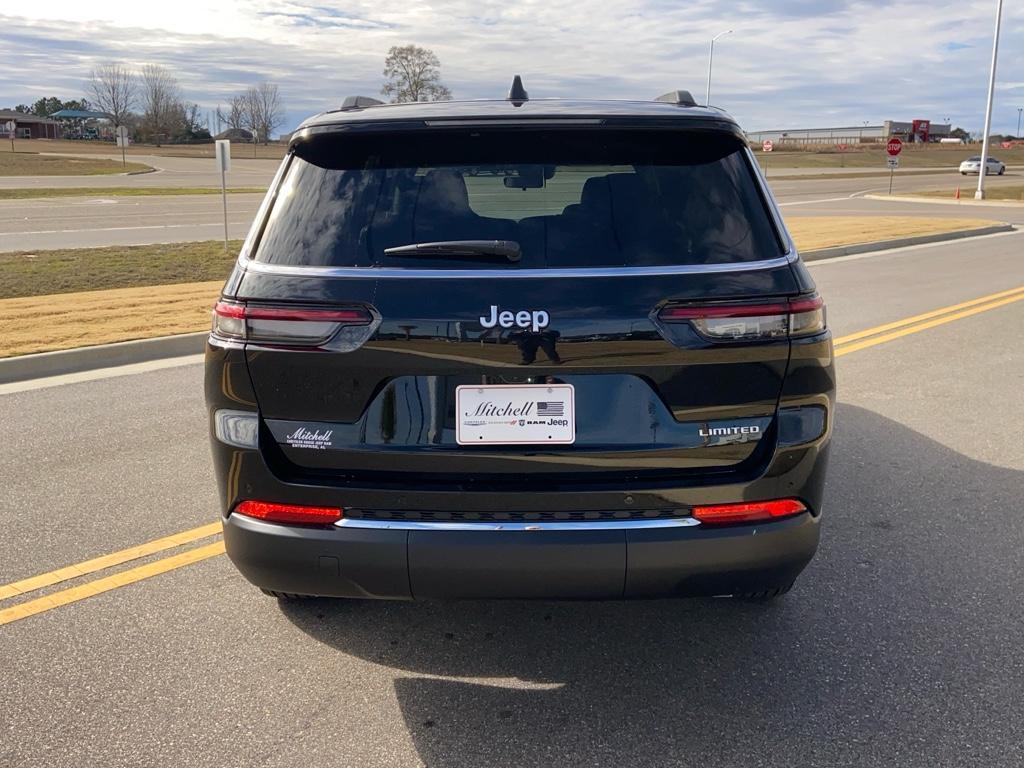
left=762, top=139, right=774, bottom=152
left=886, top=137, right=903, bottom=156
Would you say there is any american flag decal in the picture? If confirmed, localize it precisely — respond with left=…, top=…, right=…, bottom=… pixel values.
left=537, top=401, right=564, bottom=416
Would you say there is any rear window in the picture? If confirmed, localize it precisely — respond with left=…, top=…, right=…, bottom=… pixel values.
left=254, top=128, right=783, bottom=270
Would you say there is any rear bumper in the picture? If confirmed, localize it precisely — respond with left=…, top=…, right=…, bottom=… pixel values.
left=223, top=511, right=820, bottom=599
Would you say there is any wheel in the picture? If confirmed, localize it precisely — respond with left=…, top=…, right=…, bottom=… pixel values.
left=260, top=588, right=314, bottom=601
left=998, top=168, right=1005, bottom=175
left=960, top=171, right=967, bottom=175
left=734, top=582, right=794, bottom=601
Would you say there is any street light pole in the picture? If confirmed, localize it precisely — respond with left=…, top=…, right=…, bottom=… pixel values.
left=1017, top=107, right=1022, bottom=139
left=976, top=0, right=1003, bottom=200
left=705, top=29, right=733, bottom=106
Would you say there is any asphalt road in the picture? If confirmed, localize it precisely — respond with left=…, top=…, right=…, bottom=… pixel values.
left=0, top=193, right=264, bottom=251
left=0, top=162, right=1020, bottom=252
left=0, top=153, right=279, bottom=189
left=768, top=168, right=1022, bottom=205
left=1, top=232, right=1023, bottom=767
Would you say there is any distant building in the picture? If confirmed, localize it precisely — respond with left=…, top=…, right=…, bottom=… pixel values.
left=50, top=109, right=115, bottom=140
left=0, top=109, right=63, bottom=139
left=747, top=120, right=952, bottom=146
left=215, top=128, right=254, bottom=142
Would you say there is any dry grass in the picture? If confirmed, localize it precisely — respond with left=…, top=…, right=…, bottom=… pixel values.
left=0, top=241, right=242, bottom=299
left=756, top=143, right=1024, bottom=170
left=912, top=185, right=1024, bottom=203
left=0, top=217, right=1003, bottom=357
left=0, top=282, right=223, bottom=357
left=0, top=151, right=151, bottom=176
left=5, top=138, right=286, bottom=160
left=787, top=216, right=996, bottom=251
left=769, top=169, right=952, bottom=181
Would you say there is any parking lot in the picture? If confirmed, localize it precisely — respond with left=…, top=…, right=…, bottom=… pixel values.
left=2, top=229, right=1022, bottom=767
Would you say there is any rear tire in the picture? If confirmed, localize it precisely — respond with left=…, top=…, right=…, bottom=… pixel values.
left=734, top=582, right=793, bottom=601
left=260, top=588, right=314, bottom=601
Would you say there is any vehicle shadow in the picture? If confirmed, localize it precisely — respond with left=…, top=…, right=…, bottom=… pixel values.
left=278, top=402, right=1024, bottom=767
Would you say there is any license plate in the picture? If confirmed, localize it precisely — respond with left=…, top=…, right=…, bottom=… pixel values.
left=456, top=384, right=575, bottom=445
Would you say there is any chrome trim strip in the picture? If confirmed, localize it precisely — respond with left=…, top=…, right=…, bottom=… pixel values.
left=207, top=334, right=246, bottom=351
left=744, top=147, right=798, bottom=258
left=335, top=517, right=701, bottom=531
left=235, top=253, right=797, bottom=280
left=424, top=119, right=605, bottom=126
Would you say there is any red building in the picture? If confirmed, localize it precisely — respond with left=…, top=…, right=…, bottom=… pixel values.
left=0, top=110, right=63, bottom=139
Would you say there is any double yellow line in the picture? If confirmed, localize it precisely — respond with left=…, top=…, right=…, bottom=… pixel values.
left=2, top=284, right=1023, bottom=627
left=0, top=524, right=224, bottom=626
left=832, top=284, right=1024, bottom=357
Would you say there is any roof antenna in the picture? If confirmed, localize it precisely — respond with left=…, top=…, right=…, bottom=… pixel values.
left=507, top=75, right=529, bottom=106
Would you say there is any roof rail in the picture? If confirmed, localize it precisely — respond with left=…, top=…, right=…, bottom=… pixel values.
left=654, top=90, right=697, bottom=107
left=507, top=75, right=529, bottom=107
left=340, top=95, right=385, bottom=111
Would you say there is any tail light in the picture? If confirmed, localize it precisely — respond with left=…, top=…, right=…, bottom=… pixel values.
left=212, top=301, right=375, bottom=350
left=657, top=295, right=825, bottom=341
left=234, top=500, right=344, bottom=525
left=692, top=498, right=807, bottom=526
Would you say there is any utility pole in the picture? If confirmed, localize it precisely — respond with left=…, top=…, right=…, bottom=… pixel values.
left=976, top=0, right=1003, bottom=200
left=215, top=140, right=231, bottom=253
left=705, top=30, right=733, bottom=106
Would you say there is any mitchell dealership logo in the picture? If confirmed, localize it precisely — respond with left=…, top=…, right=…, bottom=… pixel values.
left=285, top=427, right=334, bottom=450
left=470, top=401, right=534, bottom=417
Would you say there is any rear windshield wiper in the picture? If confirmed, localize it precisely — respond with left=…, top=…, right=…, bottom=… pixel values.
left=383, top=240, right=521, bottom=263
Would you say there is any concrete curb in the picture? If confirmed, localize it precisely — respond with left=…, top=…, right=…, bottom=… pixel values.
left=0, top=223, right=1015, bottom=384
left=801, top=223, right=1015, bottom=261
left=0, top=332, right=207, bottom=385
left=864, top=193, right=1024, bottom=208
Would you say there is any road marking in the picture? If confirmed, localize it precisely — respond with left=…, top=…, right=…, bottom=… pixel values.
left=0, top=354, right=205, bottom=395
left=1, top=284, right=1023, bottom=626
left=0, top=522, right=221, bottom=601
left=0, top=542, right=226, bottom=627
left=834, top=288, right=1024, bottom=357
left=1, top=222, right=251, bottom=236
left=833, top=285, right=1024, bottom=347
left=777, top=188, right=881, bottom=207
left=0, top=208, right=258, bottom=224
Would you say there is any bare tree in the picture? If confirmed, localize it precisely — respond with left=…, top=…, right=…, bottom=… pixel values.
left=238, top=82, right=285, bottom=145
left=139, top=64, right=183, bottom=144
left=381, top=45, right=452, bottom=103
left=216, top=94, right=248, bottom=133
left=240, top=86, right=262, bottom=145
left=254, top=82, right=284, bottom=143
left=181, top=102, right=205, bottom=136
left=88, top=62, right=137, bottom=126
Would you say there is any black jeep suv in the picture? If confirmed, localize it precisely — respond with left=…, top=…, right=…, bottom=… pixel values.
left=205, top=81, right=834, bottom=601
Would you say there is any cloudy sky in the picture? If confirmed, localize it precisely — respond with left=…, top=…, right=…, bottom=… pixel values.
left=2, top=1, right=1022, bottom=136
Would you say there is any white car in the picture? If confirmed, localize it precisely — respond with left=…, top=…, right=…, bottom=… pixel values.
left=959, top=156, right=1005, bottom=175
